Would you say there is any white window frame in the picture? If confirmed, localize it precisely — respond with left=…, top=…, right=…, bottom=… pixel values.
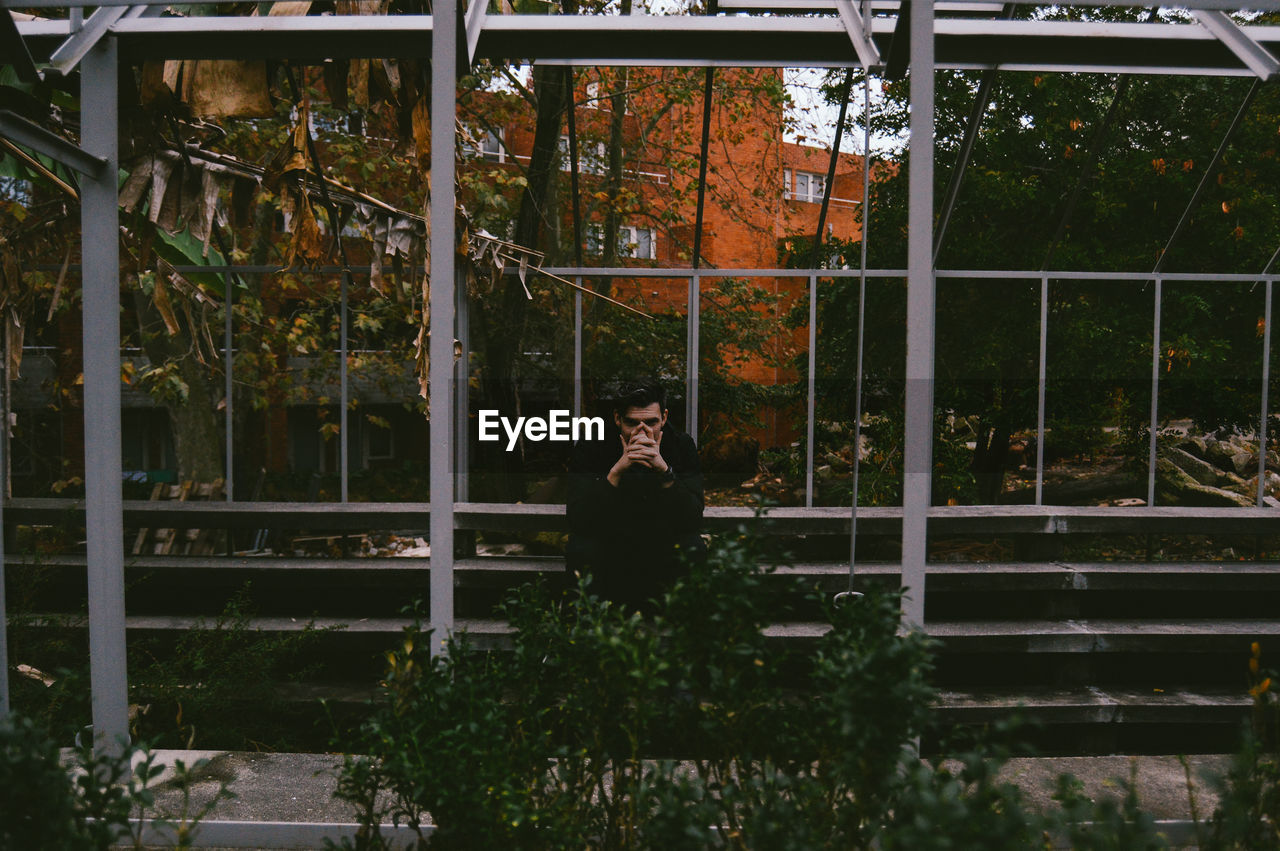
left=588, top=223, right=657, bottom=260
left=462, top=126, right=505, bottom=163
left=785, top=169, right=827, bottom=203
left=560, top=135, right=606, bottom=175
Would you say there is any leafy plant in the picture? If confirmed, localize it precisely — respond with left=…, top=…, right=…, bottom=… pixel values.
left=0, top=713, right=230, bottom=850
left=128, top=585, right=335, bottom=750
left=329, top=535, right=1065, bottom=849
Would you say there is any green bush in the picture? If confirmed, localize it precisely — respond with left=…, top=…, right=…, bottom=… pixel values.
left=0, top=714, right=235, bottom=850
left=330, top=536, right=1058, bottom=849
left=331, top=538, right=1280, bottom=849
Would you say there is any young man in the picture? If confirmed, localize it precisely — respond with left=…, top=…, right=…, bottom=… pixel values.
left=566, top=379, right=705, bottom=607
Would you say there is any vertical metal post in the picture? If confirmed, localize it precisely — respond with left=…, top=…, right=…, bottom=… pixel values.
left=1259, top=280, right=1273, bottom=506
left=339, top=272, right=349, bottom=502
left=454, top=267, right=470, bottom=502
left=81, top=37, right=128, bottom=754
left=224, top=273, right=234, bottom=503
left=428, top=0, right=457, bottom=655
left=901, top=0, right=934, bottom=630
left=849, top=73, right=872, bottom=582
left=1035, top=275, right=1048, bottom=506
left=1147, top=276, right=1163, bottom=507
left=573, top=283, right=583, bottom=420
left=848, top=271, right=869, bottom=585
left=686, top=274, right=699, bottom=438
left=0, top=321, right=8, bottom=717
left=806, top=274, right=817, bottom=507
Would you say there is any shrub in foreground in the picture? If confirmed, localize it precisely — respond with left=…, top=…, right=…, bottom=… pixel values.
left=331, top=536, right=1279, bottom=849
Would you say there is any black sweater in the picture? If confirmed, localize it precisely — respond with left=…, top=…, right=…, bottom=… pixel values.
left=566, top=427, right=705, bottom=600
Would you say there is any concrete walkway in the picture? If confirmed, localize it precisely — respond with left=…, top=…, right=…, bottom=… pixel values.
left=110, top=750, right=1234, bottom=849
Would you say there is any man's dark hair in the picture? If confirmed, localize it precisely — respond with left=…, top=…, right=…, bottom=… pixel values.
left=611, top=378, right=667, bottom=415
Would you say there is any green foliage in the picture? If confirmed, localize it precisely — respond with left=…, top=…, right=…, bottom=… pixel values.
left=329, top=537, right=1072, bottom=849
left=584, top=277, right=786, bottom=443
left=800, top=58, right=1280, bottom=501
left=129, top=586, right=334, bottom=750
left=0, top=713, right=233, bottom=851
left=1201, top=642, right=1280, bottom=849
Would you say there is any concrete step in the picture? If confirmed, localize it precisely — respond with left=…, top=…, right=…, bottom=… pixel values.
left=13, top=556, right=1280, bottom=620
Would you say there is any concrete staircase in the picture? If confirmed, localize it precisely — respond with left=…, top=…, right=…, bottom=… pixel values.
left=9, top=499, right=1280, bottom=755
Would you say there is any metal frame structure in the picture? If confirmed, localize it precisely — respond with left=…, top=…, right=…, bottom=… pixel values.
left=7, top=0, right=1280, bottom=841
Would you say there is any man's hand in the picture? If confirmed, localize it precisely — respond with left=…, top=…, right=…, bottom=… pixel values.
left=607, top=425, right=668, bottom=487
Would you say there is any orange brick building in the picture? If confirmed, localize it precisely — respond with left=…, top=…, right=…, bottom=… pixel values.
left=465, top=68, right=870, bottom=447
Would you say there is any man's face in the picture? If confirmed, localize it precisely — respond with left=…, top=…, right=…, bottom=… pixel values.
left=615, top=402, right=667, bottom=443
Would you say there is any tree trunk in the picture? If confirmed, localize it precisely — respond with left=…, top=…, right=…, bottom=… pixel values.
left=971, top=422, right=1010, bottom=505
left=470, top=60, right=573, bottom=501
left=131, top=289, right=224, bottom=483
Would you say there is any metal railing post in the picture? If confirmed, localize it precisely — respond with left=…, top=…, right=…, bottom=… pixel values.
left=687, top=274, right=699, bottom=437
left=806, top=274, right=817, bottom=507
left=224, top=272, right=234, bottom=504
left=574, top=282, right=583, bottom=420
left=81, top=36, right=129, bottom=754
left=0, top=316, right=8, bottom=717
left=1259, top=280, right=1273, bottom=506
left=1036, top=275, right=1048, bottom=506
left=454, top=267, right=470, bottom=502
left=340, top=272, right=349, bottom=502
left=1147, top=276, right=1163, bottom=507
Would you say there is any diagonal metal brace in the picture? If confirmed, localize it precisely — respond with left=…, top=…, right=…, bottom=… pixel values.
left=0, top=109, right=108, bottom=176
left=1, top=8, right=42, bottom=84
left=463, top=0, right=486, bottom=68
left=835, top=0, right=881, bottom=69
left=1192, top=10, right=1280, bottom=81
left=47, top=5, right=129, bottom=76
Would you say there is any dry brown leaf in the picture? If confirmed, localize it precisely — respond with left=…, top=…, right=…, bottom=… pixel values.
left=182, top=61, right=274, bottom=119
left=412, top=96, right=431, bottom=172
left=152, top=261, right=183, bottom=336
left=284, top=192, right=328, bottom=268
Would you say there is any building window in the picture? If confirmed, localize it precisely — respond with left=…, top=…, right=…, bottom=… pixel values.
left=784, top=169, right=827, bottom=203
left=585, top=80, right=601, bottom=108
left=588, top=223, right=657, bottom=260
left=560, top=135, right=606, bottom=175
left=462, top=127, right=505, bottom=163
left=364, top=416, right=395, bottom=463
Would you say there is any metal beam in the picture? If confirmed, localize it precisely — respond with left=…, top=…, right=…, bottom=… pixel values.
left=835, top=0, right=881, bottom=68
left=902, top=0, right=933, bottom=630
left=24, top=15, right=1274, bottom=76
left=47, top=4, right=130, bottom=75
left=0, top=110, right=106, bottom=176
left=1193, top=9, right=1280, bottom=80
left=720, top=0, right=1280, bottom=9
left=463, top=0, right=485, bottom=67
left=884, top=0, right=912, bottom=80
left=0, top=8, right=41, bottom=84
left=428, top=0, right=456, bottom=656
left=80, top=35, right=129, bottom=757
left=932, top=2, right=1013, bottom=264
